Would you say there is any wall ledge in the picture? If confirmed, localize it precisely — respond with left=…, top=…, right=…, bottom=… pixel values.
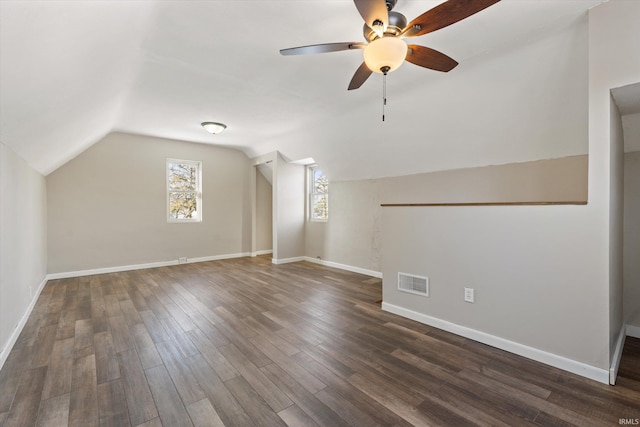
left=381, top=201, right=588, bottom=207
left=382, top=302, right=610, bottom=385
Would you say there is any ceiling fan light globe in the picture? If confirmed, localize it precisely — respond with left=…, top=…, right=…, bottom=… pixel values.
left=363, top=36, right=407, bottom=74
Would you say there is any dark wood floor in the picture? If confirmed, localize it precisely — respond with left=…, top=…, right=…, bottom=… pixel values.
left=1, top=256, right=639, bottom=426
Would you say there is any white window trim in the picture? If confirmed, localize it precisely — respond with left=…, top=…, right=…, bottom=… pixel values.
left=308, top=165, right=328, bottom=222
left=166, top=158, right=202, bottom=223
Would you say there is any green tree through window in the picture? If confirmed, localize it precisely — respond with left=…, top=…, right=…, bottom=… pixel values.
left=167, top=159, right=202, bottom=221
left=310, top=167, right=328, bottom=221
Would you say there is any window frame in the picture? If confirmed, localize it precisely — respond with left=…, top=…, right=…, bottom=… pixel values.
left=166, top=158, right=203, bottom=223
left=308, top=166, right=328, bottom=222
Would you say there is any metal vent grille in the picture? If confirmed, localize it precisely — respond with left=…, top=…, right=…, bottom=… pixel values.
left=398, top=273, right=429, bottom=297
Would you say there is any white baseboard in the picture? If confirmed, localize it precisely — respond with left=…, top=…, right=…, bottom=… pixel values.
left=304, top=257, right=382, bottom=279
left=627, top=324, right=640, bottom=339
left=46, top=252, right=379, bottom=281
left=47, top=252, right=251, bottom=280
left=272, top=256, right=306, bottom=265
left=48, top=260, right=180, bottom=279
left=382, top=302, right=610, bottom=385
left=188, top=253, right=251, bottom=263
left=0, top=275, right=48, bottom=371
left=269, top=255, right=383, bottom=278
left=251, top=250, right=273, bottom=257
left=610, top=324, right=627, bottom=384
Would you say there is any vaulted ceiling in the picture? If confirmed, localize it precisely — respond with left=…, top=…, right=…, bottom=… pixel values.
left=0, top=0, right=610, bottom=180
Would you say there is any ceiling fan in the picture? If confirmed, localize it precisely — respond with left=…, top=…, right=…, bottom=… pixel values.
left=280, top=0, right=501, bottom=90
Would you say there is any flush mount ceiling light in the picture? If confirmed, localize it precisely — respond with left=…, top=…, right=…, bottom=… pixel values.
left=201, top=122, right=227, bottom=134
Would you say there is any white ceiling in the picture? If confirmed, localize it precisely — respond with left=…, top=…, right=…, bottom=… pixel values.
left=0, top=0, right=613, bottom=180
left=612, top=82, right=640, bottom=116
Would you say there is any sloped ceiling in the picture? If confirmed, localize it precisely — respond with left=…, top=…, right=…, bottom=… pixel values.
left=612, top=82, right=640, bottom=153
left=1, top=0, right=609, bottom=180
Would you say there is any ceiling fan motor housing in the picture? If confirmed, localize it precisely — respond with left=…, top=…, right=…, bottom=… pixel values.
left=363, top=11, right=407, bottom=41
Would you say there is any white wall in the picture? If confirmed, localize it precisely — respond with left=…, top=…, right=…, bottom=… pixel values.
left=609, top=96, right=625, bottom=354
left=0, top=142, right=47, bottom=367
left=381, top=193, right=607, bottom=371
left=589, top=0, right=640, bottom=367
left=624, top=151, right=640, bottom=328
left=47, top=132, right=252, bottom=273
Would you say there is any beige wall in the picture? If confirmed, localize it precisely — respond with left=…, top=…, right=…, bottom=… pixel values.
left=256, top=170, right=272, bottom=252
left=305, top=179, right=381, bottom=273
left=47, top=132, right=251, bottom=273
left=624, top=150, right=640, bottom=328
left=380, top=155, right=588, bottom=204
left=0, top=143, right=47, bottom=364
left=272, top=153, right=305, bottom=262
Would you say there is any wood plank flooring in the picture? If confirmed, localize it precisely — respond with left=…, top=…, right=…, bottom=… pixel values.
left=1, top=256, right=639, bottom=426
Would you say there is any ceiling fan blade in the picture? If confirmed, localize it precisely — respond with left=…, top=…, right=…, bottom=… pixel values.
left=280, top=42, right=366, bottom=56
left=353, top=0, right=389, bottom=34
left=348, top=62, right=373, bottom=90
left=405, top=45, right=458, bottom=72
left=404, top=0, right=500, bottom=37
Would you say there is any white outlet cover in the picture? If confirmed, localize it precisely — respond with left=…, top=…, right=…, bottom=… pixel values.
left=464, top=287, right=474, bottom=303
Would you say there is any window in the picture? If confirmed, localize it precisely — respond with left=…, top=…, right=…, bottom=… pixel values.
left=309, top=166, right=328, bottom=221
left=167, top=159, right=202, bottom=222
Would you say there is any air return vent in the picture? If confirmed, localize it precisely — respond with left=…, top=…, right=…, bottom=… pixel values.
left=398, top=273, right=429, bottom=297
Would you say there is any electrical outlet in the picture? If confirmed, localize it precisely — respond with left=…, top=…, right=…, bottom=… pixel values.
left=178, top=257, right=187, bottom=264
left=464, top=287, right=474, bottom=303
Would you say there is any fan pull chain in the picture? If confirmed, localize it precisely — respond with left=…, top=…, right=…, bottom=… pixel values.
left=380, top=66, right=391, bottom=122
left=382, top=71, right=387, bottom=122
